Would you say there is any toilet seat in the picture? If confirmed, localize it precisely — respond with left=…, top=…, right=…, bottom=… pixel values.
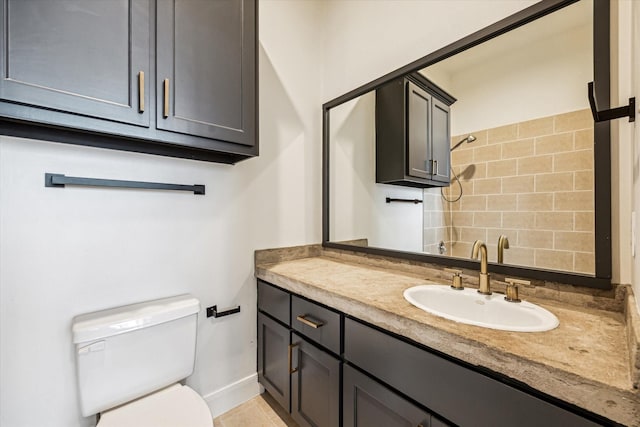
left=96, top=384, right=212, bottom=427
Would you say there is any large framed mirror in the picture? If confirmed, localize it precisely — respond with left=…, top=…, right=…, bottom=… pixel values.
left=323, top=0, right=611, bottom=289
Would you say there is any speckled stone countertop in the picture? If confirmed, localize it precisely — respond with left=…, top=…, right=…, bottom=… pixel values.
left=255, top=245, right=640, bottom=427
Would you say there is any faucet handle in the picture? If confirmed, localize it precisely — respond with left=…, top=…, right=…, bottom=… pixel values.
left=444, top=268, right=463, bottom=290
left=504, top=278, right=529, bottom=303
left=505, top=277, right=531, bottom=287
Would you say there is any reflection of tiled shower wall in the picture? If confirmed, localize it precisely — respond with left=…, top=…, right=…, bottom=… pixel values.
left=423, top=188, right=447, bottom=255
left=432, top=109, right=594, bottom=274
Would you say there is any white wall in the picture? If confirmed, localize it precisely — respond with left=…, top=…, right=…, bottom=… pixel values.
left=329, top=92, right=423, bottom=252
left=421, top=0, right=592, bottom=135
left=321, top=0, right=537, bottom=102
left=447, top=23, right=592, bottom=135
left=0, top=1, right=324, bottom=426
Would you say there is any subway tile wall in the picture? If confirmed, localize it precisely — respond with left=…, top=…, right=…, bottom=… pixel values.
left=425, top=108, right=594, bottom=274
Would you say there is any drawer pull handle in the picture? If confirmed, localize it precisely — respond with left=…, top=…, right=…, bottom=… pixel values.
left=138, top=71, right=145, bottom=112
left=288, top=343, right=299, bottom=374
left=163, top=78, right=170, bottom=118
left=296, top=314, right=324, bottom=329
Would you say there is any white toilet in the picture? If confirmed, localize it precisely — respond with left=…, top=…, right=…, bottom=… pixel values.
left=72, top=294, right=213, bottom=427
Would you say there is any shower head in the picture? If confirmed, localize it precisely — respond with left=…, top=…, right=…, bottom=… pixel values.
left=450, top=134, right=476, bottom=152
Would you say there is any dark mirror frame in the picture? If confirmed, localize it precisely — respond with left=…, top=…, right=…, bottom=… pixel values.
left=322, top=0, right=611, bottom=289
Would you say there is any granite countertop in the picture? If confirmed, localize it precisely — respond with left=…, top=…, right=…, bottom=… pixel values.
left=255, top=245, right=640, bottom=427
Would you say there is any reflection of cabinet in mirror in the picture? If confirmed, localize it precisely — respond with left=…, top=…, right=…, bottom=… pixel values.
left=376, top=73, right=456, bottom=188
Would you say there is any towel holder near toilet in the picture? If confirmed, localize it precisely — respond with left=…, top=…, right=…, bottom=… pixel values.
left=588, top=81, right=636, bottom=123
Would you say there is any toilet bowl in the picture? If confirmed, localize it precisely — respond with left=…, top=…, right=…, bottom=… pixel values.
left=97, top=384, right=212, bottom=427
left=72, top=294, right=213, bottom=426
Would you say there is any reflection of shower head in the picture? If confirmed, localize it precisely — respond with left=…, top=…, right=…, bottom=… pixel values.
left=450, top=134, right=476, bottom=152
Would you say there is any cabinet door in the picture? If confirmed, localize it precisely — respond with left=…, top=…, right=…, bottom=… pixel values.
left=291, top=333, right=340, bottom=427
left=343, top=365, right=432, bottom=427
left=156, top=0, right=256, bottom=146
left=430, top=97, right=451, bottom=185
left=0, top=0, right=150, bottom=127
left=345, top=318, right=602, bottom=427
left=407, top=81, right=431, bottom=180
left=258, top=313, right=291, bottom=412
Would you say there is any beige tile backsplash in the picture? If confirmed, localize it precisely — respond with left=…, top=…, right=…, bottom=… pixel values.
left=426, top=108, right=594, bottom=274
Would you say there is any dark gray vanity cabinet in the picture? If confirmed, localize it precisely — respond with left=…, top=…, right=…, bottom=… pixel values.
left=257, top=312, right=291, bottom=411
left=0, top=0, right=258, bottom=164
left=376, top=73, right=455, bottom=188
left=290, top=332, right=341, bottom=427
left=343, top=365, right=435, bottom=427
left=344, top=318, right=603, bottom=427
left=156, top=0, right=256, bottom=147
left=0, top=0, right=151, bottom=127
left=258, top=279, right=615, bottom=427
left=257, top=280, right=341, bottom=427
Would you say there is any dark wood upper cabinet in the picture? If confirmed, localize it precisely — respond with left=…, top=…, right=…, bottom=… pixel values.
left=376, top=73, right=455, bottom=188
left=0, top=0, right=150, bottom=127
left=0, top=0, right=258, bottom=164
left=156, top=0, right=256, bottom=146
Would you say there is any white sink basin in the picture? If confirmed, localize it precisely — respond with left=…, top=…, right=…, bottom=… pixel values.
left=403, top=285, right=559, bottom=332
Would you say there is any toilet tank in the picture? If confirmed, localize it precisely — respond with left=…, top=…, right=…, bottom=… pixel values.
left=72, top=294, right=200, bottom=417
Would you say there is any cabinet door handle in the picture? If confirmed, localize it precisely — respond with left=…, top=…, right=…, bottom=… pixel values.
left=163, top=78, right=170, bottom=118
left=138, top=71, right=145, bottom=113
left=433, top=159, right=439, bottom=176
left=288, top=343, right=299, bottom=374
left=296, top=314, right=324, bottom=329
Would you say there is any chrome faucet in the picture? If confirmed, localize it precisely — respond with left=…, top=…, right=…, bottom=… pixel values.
left=497, top=235, right=510, bottom=264
left=471, top=240, right=491, bottom=295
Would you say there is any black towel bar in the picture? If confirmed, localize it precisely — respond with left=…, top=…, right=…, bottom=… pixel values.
left=386, top=197, right=423, bottom=204
left=44, top=173, right=205, bottom=195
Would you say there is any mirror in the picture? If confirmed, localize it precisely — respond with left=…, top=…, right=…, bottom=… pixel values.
left=324, top=0, right=611, bottom=289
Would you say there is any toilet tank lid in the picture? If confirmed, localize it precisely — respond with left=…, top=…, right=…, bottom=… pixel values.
left=72, top=294, right=200, bottom=344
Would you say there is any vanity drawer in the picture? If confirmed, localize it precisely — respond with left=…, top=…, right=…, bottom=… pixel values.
left=291, top=295, right=341, bottom=355
left=258, top=280, right=290, bottom=325
left=344, top=318, right=600, bottom=427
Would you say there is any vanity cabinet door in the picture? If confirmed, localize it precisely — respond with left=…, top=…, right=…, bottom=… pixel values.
left=0, top=0, right=150, bottom=127
left=343, top=365, right=433, bottom=427
left=156, top=0, right=257, bottom=147
left=290, top=333, right=340, bottom=427
left=258, top=313, right=291, bottom=412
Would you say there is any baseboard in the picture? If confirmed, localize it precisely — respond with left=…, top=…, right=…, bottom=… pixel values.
left=203, top=373, right=264, bottom=418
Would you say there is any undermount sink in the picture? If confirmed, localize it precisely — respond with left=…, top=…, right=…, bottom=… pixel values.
left=403, top=284, right=559, bottom=332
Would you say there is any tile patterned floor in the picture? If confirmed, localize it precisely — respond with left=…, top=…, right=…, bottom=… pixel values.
left=213, top=393, right=298, bottom=427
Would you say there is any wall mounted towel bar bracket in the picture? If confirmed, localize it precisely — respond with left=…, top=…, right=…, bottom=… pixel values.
left=206, top=305, right=241, bottom=318
left=588, top=81, right=635, bottom=123
left=45, top=173, right=205, bottom=195
left=386, top=197, right=423, bottom=204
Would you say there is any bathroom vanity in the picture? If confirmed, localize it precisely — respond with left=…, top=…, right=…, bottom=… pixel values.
left=255, top=245, right=639, bottom=427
